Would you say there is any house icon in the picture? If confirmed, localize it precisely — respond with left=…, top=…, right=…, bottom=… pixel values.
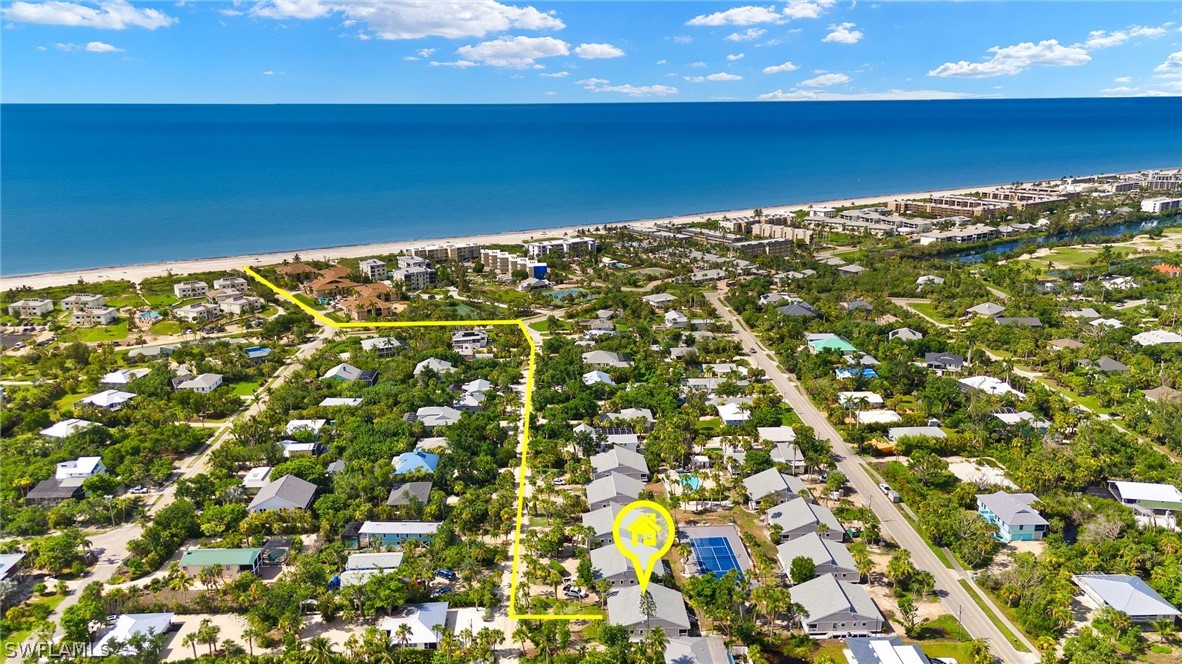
left=628, top=512, right=662, bottom=547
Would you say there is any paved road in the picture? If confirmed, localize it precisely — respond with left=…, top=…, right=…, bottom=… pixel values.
left=706, top=291, right=1038, bottom=664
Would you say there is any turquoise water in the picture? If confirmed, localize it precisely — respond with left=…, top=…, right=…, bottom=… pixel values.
left=3, top=98, right=1180, bottom=275
left=682, top=475, right=702, bottom=491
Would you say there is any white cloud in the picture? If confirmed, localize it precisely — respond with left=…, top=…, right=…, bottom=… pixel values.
left=726, top=28, right=766, bottom=42
left=417, top=47, right=437, bottom=57
left=685, top=72, right=743, bottom=82
left=726, top=53, right=745, bottom=61
left=35, top=45, right=48, bottom=51
left=762, top=61, right=800, bottom=74
left=219, top=8, right=244, bottom=16
left=1083, top=24, right=1171, bottom=49
left=656, top=59, right=667, bottom=65
left=800, top=72, right=849, bottom=86
left=429, top=59, right=478, bottom=68
left=759, top=88, right=974, bottom=101
left=670, top=35, right=693, bottom=44
left=455, top=35, right=569, bottom=68
left=928, top=39, right=1090, bottom=78
left=689, top=61, right=708, bottom=68
left=687, top=5, right=784, bottom=27
left=545, top=90, right=557, bottom=96
left=262, top=70, right=286, bottom=75
left=1154, top=51, right=1182, bottom=77
left=578, top=77, right=678, bottom=97
left=782, top=0, right=835, bottom=20
left=574, top=42, right=624, bottom=59
left=823, top=22, right=862, bottom=44
left=3, top=0, right=175, bottom=29
left=540, top=70, right=569, bottom=77
left=1114, top=76, right=1131, bottom=83
left=55, top=40, right=125, bottom=52
left=250, top=0, right=564, bottom=40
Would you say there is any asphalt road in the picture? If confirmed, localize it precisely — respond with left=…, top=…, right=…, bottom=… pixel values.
left=705, top=291, right=1037, bottom=664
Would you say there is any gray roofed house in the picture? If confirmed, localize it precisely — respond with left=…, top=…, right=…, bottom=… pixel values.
left=582, top=350, right=632, bottom=368
left=837, top=264, right=867, bottom=276
left=1074, top=574, right=1181, bottom=623
left=967, top=302, right=1005, bottom=317
left=414, top=358, right=456, bottom=376
left=767, top=499, right=844, bottom=542
left=582, top=503, right=626, bottom=547
left=664, top=636, right=730, bottom=664
left=887, top=426, right=947, bottom=443
left=586, top=473, right=645, bottom=510
left=591, top=544, right=666, bottom=587
left=591, top=448, right=650, bottom=481
left=1089, top=356, right=1129, bottom=373
left=777, top=533, right=860, bottom=582
left=1065, top=307, right=1102, bottom=320
left=25, top=477, right=85, bottom=505
left=841, top=300, right=873, bottom=311
left=248, top=474, right=317, bottom=512
left=360, top=337, right=402, bottom=357
left=792, top=573, right=885, bottom=637
left=844, top=637, right=932, bottom=664
left=323, top=363, right=378, bottom=385
left=606, top=583, right=692, bottom=639
left=1143, top=386, right=1182, bottom=403
left=743, top=468, right=807, bottom=507
left=888, top=327, right=923, bottom=341
left=0, top=553, right=25, bottom=581
left=769, top=443, right=806, bottom=474
left=600, top=408, right=655, bottom=430
left=777, top=302, right=821, bottom=318
left=387, top=481, right=433, bottom=507
left=976, top=492, right=1048, bottom=542
left=415, top=406, right=462, bottom=429
left=924, top=352, right=964, bottom=372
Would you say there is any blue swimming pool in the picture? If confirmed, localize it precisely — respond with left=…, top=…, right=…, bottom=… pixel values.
left=681, top=475, right=702, bottom=491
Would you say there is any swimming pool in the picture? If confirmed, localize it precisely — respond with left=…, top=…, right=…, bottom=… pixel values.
left=681, top=475, right=702, bottom=491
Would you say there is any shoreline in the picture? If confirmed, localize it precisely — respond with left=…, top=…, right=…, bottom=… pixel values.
left=0, top=176, right=1146, bottom=290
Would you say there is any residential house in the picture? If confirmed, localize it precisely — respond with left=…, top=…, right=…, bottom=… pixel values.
left=915, top=275, right=945, bottom=288
left=55, top=456, right=105, bottom=481
left=924, top=352, right=965, bottom=373
left=340, top=552, right=404, bottom=587
left=582, top=350, right=632, bottom=369
left=387, top=481, right=433, bottom=507
left=275, top=262, right=317, bottom=281
left=245, top=346, right=272, bottom=363
left=777, top=301, right=821, bottom=318
left=0, top=553, right=25, bottom=583
left=451, top=330, right=487, bottom=350
left=99, top=368, right=150, bottom=386
left=769, top=443, right=806, bottom=475
left=40, top=419, right=97, bottom=439
left=887, top=427, right=947, bottom=443
left=281, top=441, right=321, bottom=458
left=837, top=264, right=867, bottom=276
left=792, top=574, right=884, bottom=637
left=1049, top=338, right=1085, bottom=351
left=606, top=584, right=692, bottom=639
left=247, top=475, right=317, bottom=512
left=415, top=358, right=456, bottom=376
left=665, top=310, right=689, bottom=329
left=415, top=406, right=462, bottom=430
left=586, top=473, right=645, bottom=511
left=1084, top=356, right=1129, bottom=373
left=583, top=503, right=626, bottom=548
left=1143, top=386, right=1182, bottom=403
left=378, top=602, right=449, bottom=649
left=743, top=468, right=807, bottom=508
left=1074, top=574, right=1181, bottom=625
left=78, top=390, right=136, bottom=411
left=888, top=328, right=923, bottom=341
left=25, top=477, right=85, bottom=505
left=766, top=499, right=844, bottom=542
left=1133, top=330, right=1182, bottom=346
left=7, top=299, right=54, bottom=318
left=241, top=467, right=272, bottom=491
left=996, top=317, right=1043, bottom=328
left=1107, top=481, right=1182, bottom=515
left=843, top=637, right=933, bottom=664
left=600, top=408, right=655, bottom=430
left=966, top=302, right=1005, bottom=317
left=393, top=451, right=440, bottom=476
left=976, top=492, right=1049, bottom=542
left=1152, top=264, right=1182, bottom=278
left=583, top=370, right=615, bottom=386
left=323, top=363, right=378, bottom=385
left=592, top=545, right=666, bottom=587
left=993, top=410, right=1050, bottom=429
left=777, top=533, right=860, bottom=582
left=339, top=292, right=393, bottom=321
left=591, top=448, right=650, bottom=481
left=320, top=397, right=363, bottom=407
left=361, top=337, right=402, bottom=358
left=356, top=521, right=441, bottom=549
left=856, top=410, right=902, bottom=425
left=174, top=373, right=223, bottom=394
left=219, top=295, right=263, bottom=315
left=838, top=392, right=885, bottom=409
left=179, top=548, right=263, bottom=579
left=663, top=636, right=731, bottom=664
left=716, top=401, right=750, bottom=426
left=959, top=376, right=1025, bottom=399
left=642, top=293, right=678, bottom=309
left=93, top=614, right=175, bottom=657
left=285, top=419, right=327, bottom=436
left=172, top=281, right=209, bottom=299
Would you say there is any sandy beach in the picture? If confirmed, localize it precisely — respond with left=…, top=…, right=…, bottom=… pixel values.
left=1, top=183, right=1005, bottom=291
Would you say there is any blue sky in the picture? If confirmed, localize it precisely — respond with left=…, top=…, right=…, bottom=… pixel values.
left=3, top=0, right=1180, bottom=102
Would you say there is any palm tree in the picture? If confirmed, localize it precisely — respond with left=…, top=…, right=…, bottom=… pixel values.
left=306, top=636, right=336, bottom=664
left=394, top=623, right=412, bottom=660
left=197, top=618, right=220, bottom=655
left=241, top=626, right=260, bottom=656
left=642, top=626, right=667, bottom=664
left=168, top=571, right=194, bottom=593
left=182, top=632, right=199, bottom=659
left=1151, top=617, right=1176, bottom=644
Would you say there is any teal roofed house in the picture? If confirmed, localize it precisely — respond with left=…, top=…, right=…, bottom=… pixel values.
left=179, top=548, right=263, bottom=578
left=805, top=333, right=857, bottom=354
left=393, top=451, right=440, bottom=475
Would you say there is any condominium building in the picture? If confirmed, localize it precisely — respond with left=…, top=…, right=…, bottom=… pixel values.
left=60, top=294, right=105, bottom=312
left=731, top=238, right=801, bottom=257
left=1142, top=198, right=1182, bottom=214
left=359, top=259, right=388, bottom=281
left=890, top=196, right=1007, bottom=218
left=7, top=299, right=55, bottom=318
left=219, top=295, right=264, bottom=315
left=750, top=224, right=815, bottom=243
left=391, top=266, right=436, bottom=291
left=72, top=306, right=119, bottom=326
left=479, top=249, right=548, bottom=278
left=918, top=224, right=999, bottom=245
left=409, top=242, right=481, bottom=263
left=172, top=281, right=209, bottom=299
left=212, top=277, right=249, bottom=293
left=396, top=255, right=429, bottom=269
left=173, top=302, right=221, bottom=323
left=525, top=236, right=598, bottom=258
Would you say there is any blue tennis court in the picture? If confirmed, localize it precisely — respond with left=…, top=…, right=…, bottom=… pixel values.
left=690, top=536, right=743, bottom=579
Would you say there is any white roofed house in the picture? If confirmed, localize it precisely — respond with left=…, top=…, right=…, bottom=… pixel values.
left=1132, top=330, right=1182, bottom=347
left=172, top=280, right=209, bottom=299
left=664, top=310, right=689, bottom=329
left=1108, top=481, right=1182, bottom=528
left=40, top=418, right=97, bottom=439
left=323, top=362, right=378, bottom=385
left=60, top=293, right=105, bottom=311
left=590, top=447, right=650, bottom=481
left=743, top=468, right=807, bottom=508
left=714, top=400, right=750, bottom=426
left=601, top=407, right=655, bottom=431
left=92, top=613, right=175, bottom=657
left=583, top=370, right=615, bottom=386
left=415, top=406, right=462, bottom=430
left=642, top=292, right=679, bottom=309
left=663, top=636, right=731, bottom=664
left=844, top=637, right=933, bottom=664
left=959, top=375, right=1025, bottom=399
left=241, top=467, right=273, bottom=491
left=100, top=368, right=150, bottom=387
left=586, top=472, right=645, bottom=510
left=78, top=389, right=136, bottom=411
left=777, top=533, right=860, bottom=582
left=378, top=602, right=449, bottom=649
left=451, top=329, right=487, bottom=350
left=606, top=584, right=692, bottom=639
left=219, top=294, right=264, bottom=315
left=414, top=357, right=456, bottom=376
left=792, top=573, right=884, bottom=637
left=72, top=306, right=119, bottom=326
left=967, top=302, right=1005, bottom=318
left=213, top=276, right=249, bottom=292
left=582, top=350, right=632, bottom=369
left=766, top=499, right=844, bottom=542
left=1074, top=574, right=1181, bottom=625
left=56, top=456, right=105, bottom=480
left=360, top=336, right=402, bottom=358
left=173, top=302, right=221, bottom=323
left=285, top=419, right=327, bottom=436
left=173, top=373, right=223, bottom=394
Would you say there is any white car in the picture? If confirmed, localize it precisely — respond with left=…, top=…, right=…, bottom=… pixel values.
left=552, top=478, right=566, bottom=486
left=878, top=483, right=891, bottom=494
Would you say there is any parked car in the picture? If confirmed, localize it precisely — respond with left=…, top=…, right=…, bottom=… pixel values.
left=435, top=569, right=457, bottom=581
left=878, top=483, right=891, bottom=494
left=552, top=478, right=566, bottom=486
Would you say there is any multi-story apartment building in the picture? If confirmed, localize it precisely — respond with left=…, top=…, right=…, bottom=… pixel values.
left=7, top=299, right=54, bottom=318
left=173, top=281, right=209, bottom=299
left=358, top=259, right=388, bottom=281
left=60, top=294, right=105, bottom=312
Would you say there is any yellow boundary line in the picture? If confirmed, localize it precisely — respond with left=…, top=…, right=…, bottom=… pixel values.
left=244, top=267, right=600, bottom=621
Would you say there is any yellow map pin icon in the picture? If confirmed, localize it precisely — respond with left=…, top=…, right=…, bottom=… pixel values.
left=611, top=500, right=674, bottom=593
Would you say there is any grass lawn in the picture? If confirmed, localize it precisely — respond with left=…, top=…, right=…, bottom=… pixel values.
left=142, top=292, right=178, bottom=307
left=906, top=301, right=956, bottom=326
left=1, top=594, right=67, bottom=652
left=55, top=392, right=88, bottom=412
left=149, top=320, right=182, bottom=335
left=66, top=320, right=130, bottom=343
left=696, top=417, right=722, bottom=435
left=958, top=579, right=1031, bottom=652
left=293, top=294, right=327, bottom=311
left=781, top=410, right=804, bottom=426
left=812, top=643, right=846, bottom=662
left=228, top=380, right=262, bottom=396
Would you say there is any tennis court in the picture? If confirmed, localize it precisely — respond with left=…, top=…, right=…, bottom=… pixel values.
left=690, top=536, right=743, bottom=579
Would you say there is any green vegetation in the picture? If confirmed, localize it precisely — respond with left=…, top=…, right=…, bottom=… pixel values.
left=958, top=579, right=1031, bottom=653
left=63, top=320, right=129, bottom=343
left=149, top=320, right=182, bottom=335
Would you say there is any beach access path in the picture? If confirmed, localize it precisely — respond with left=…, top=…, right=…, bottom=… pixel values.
left=0, top=183, right=1009, bottom=291
left=705, top=290, right=1038, bottom=664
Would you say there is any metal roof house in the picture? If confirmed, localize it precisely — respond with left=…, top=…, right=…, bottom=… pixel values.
left=247, top=474, right=317, bottom=513
left=387, top=481, right=433, bottom=507
left=1074, top=574, right=1181, bottom=624
left=777, top=532, right=860, bottom=583
left=743, top=468, right=807, bottom=508
left=591, top=544, right=667, bottom=587
left=976, top=492, right=1048, bottom=542
left=378, top=602, right=450, bottom=649
left=1108, top=481, right=1182, bottom=514
left=582, top=503, right=626, bottom=547
left=179, top=548, right=263, bottom=578
left=792, top=574, right=884, bottom=637
left=323, top=363, right=378, bottom=385
left=766, top=499, right=844, bottom=542
left=40, top=418, right=97, bottom=439
left=586, top=473, right=645, bottom=510
left=663, top=636, right=731, bottom=664
left=92, top=613, right=175, bottom=657
left=591, top=447, right=650, bottom=481
left=607, top=583, right=692, bottom=640
left=844, top=637, right=933, bottom=664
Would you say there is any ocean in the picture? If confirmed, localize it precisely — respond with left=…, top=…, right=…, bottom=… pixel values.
left=3, top=98, right=1180, bottom=276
